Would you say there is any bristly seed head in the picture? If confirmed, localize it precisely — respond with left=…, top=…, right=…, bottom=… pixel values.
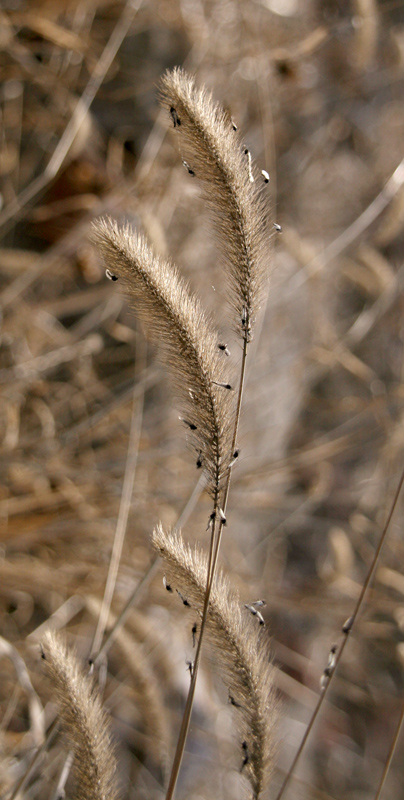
left=92, top=218, right=234, bottom=498
left=42, top=631, right=118, bottom=800
left=152, top=526, right=278, bottom=797
left=159, top=68, right=271, bottom=342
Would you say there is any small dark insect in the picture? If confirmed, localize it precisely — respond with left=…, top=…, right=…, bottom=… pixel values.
left=245, top=603, right=265, bottom=625
left=182, top=160, right=195, bottom=176
left=241, top=740, right=249, bottom=771
left=163, top=575, right=173, bottom=592
left=40, top=644, right=46, bottom=660
left=212, top=380, right=232, bottom=390
left=218, top=343, right=231, bottom=356
left=105, top=269, right=118, bottom=281
left=181, top=418, right=197, bottom=431
left=342, top=615, right=354, bottom=634
left=229, top=693, right=241, bottom=708
left=218, top=507, right=227, bottom=525
left=192, top=622, right=198, bottom=647
left=320, top=644, right=338, bottom=690
left=327, top=644, right=338, bottom=669
left=206, top=509, right=216, bottom=530
left=186, top=659, right=194, bottom=677
left=262, top=169, right=270, bottom=183
left=231, top=119, right=238, bottom=131
left=170, top=106, right=181, bottom=127
left=273, top=222, right=282, bottom=233
left=229, top=448, right=239, bottom=468
left=196, top=452, right=203, bottom=469
left=244, top=148, right=254, bottom=182
left=177, top=589, right=191, bottom=607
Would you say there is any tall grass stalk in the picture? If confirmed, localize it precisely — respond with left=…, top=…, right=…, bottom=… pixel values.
left=93, top=67, right=274, bottom=800
left=275, top=461, right=404, bottom=800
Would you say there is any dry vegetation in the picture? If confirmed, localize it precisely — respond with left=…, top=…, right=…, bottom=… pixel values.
left=1, top=1, right=404, bottom=799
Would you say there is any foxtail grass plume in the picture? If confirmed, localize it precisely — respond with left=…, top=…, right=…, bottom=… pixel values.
left=160, top=68, right=272, bottom=341
left=42, top=631, right=118, bottom=800
left=92, top=218, right=233, bottom=497
left=152, top=524, right=278, bottom=799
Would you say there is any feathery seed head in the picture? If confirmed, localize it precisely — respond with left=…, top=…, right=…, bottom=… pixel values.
left=159, top=67, right=273, bottom=340
left=152, top=525, right=278, bottom=798
left=42, top=631, right=118, bottom=800
left=92, top=217, right=233, bottom=494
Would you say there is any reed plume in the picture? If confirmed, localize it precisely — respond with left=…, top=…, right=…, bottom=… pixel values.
left=152, top=524, right=278, bottom=800
left=159, top=67, right=271, bottom=341
left=92, top=218, right=233, bottom=498
left=42, top=631, right=118, bottom=800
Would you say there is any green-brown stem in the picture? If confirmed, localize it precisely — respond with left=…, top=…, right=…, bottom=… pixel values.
left=275, top=461, right=404, bottom=800
left=164, top=334, right=249, bottom=800
left=374, top=698, right=404, bottom=800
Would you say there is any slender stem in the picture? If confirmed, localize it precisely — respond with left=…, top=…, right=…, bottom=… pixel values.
left=164, top=517, right=218, bottom=800
left=374, top=698, right=404, bottom=800
left=164, top=336, right=249, bottom=800
left=95, top=473, right=206, bottom=666
left=8, top=717, right=59, bottom=800
left=275, top=461, right=404, bottom=800
left=210, top=338, right=249, bottom=581
left=90, top=350, right=145, bottom=661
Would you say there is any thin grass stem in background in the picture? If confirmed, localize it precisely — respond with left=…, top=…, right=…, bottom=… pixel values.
left=90, top=338, right=145, bottom=660
left=275, top=460, right=404, bottom=800
left=154, top=67, right=273, bottom=800
left=94, top=471, right=206, bottom=666
left=0, top=0, right=144, bottom=237
left=373, top=698, right=404, bottom=800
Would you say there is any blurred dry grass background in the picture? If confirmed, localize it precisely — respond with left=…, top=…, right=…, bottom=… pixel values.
left=1, top=0, right=404, bottom=798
